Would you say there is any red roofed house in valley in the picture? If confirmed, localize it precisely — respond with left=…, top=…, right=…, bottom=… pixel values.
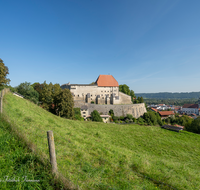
left=182, top=104, right=200, bottom=115
left=158, top=111, right=175, bottom=119
left=151, top=108, right=158, bottom=112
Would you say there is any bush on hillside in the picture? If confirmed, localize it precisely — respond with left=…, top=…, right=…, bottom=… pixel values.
left=74, top=108, right=84, bottom=121
left=16, top=82, right=39, bottom=104
left=109, top=109, right=114, bottom=118
left=91, top=110, right=103, bottom=122
left=143, top=111, right=162, bottom=126
left=185, top=117, right=200, bottom=134
left=137, top=117, right=145, bottom=125
left=113, top=116, right=118, bottom=122
left=54, top=89, right=74, bottom=119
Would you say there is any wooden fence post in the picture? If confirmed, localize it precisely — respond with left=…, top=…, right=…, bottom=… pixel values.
left=0, top=97, right=2, bottom=114
left=47, top=130, right=58, bottom=175
left=0, top=91, right=3, bottom=113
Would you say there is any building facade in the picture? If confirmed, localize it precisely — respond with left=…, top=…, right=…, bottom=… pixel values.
left=61, top=75, right=147, bottom=118
left=61, top=75, right=132, bottom=105
left=182, top=104, right=200, bottom=115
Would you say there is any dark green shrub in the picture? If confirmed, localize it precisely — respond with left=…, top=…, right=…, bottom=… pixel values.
left=91, top=110, right=103, bottom=122
left=113, top=116, right=119, bottom=122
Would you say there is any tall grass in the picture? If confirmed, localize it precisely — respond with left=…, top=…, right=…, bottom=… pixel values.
left=0, top=115, right=64, bottom=190
left=3, top=92, right=200, bottom=189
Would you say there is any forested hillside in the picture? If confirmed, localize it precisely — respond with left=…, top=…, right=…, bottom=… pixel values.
left=136, top=92, right=200, bottom=99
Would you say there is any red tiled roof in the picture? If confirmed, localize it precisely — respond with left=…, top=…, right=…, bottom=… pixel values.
left=159, top=111, right=175, bottom=116
left=182, top=104, right=198, bottom=108
left=151, top=108, right=158, bottom=112
left=174, top=124, right=184, bottom=129
left=95, top=75, right=119, bottom=87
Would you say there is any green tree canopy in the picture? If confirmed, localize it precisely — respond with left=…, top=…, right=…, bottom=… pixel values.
left=186, top=117, right=200, bottom=134
left=109, top=109, right=114, bottom=118
left=119, top=84, right=130, bottom=95
left=16, top=82, right=39, bottom=104
left=0, top=59, right=10, bottom=87
left=91, top=110, right=103, bottom=122
left=54, top=89, right=74, bottom=119
left=119, top=84, right=137, bottom=103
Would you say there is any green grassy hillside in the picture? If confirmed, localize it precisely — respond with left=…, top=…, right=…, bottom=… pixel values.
left=3, top=93, right=200, bottom=189
left=0, top=115, right=64, bottom=189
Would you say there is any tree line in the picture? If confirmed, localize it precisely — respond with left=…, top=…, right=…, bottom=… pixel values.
left=144, top=98, right=198, bottom=106
left=16, top=82, right=74, bottom=119
left=136, top=92, right=200, bottom=99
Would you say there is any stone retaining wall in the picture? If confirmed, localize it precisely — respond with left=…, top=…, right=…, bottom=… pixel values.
left=74, top=101, right=146, bottom=118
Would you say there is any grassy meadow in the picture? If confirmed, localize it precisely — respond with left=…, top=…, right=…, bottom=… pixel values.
left=2, top=92, right=200, bottom=189
left=0, top=115, right=64, bottom=189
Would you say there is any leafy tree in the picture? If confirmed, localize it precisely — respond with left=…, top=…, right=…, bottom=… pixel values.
left=34, top=83, right=44, bottom=99
left=89, top=82, right=95, bottom=85
left=119, top=85, right=137, bottom=104
left=137, top=117, right=145, bottom=125
left=143, top=111, right=162, bottom=126
left=0, top=58, right=10, bottom=87
left=130, top=90, right=136, bottom=99
left=74, top=108, right=84, bottom=121
left=39, top=81, right=53, bottom=110
left=185, top=118, right=200, bottom=134
left=90, top=110, right=103, bottom=122
left=109, top=109, right=114, bottom=118
left=54, top=89, right=74, bottom=119
left=175, top=115, right=193, bottom=127
left=16, top=82, right=39, bottom=104
left=126, top=114, right=133, bottom=120
left=119, top=84, right=130, bottom=95
left=135, top=96, right=144, bottom=103
left=31, top=82, right=39, bottom=89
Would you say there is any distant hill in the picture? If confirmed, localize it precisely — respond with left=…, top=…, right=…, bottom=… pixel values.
left=135, top=92, right=200, bottom=99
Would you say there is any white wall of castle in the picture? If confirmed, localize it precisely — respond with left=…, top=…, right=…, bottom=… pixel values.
left=70, top=85, right=118, bottom=101
left=61, top=83, right=133, bottom=105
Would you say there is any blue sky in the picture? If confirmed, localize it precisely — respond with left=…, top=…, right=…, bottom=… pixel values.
left=1, top=0, right=200, bottom=93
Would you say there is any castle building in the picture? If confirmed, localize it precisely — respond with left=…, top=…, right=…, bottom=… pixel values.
left=61, top=75, right=132, bottom=105
left=61, top=75, right=147, bottom=118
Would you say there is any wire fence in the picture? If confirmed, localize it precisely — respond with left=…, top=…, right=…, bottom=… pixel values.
left=1, top=89, right=180, bottom=190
